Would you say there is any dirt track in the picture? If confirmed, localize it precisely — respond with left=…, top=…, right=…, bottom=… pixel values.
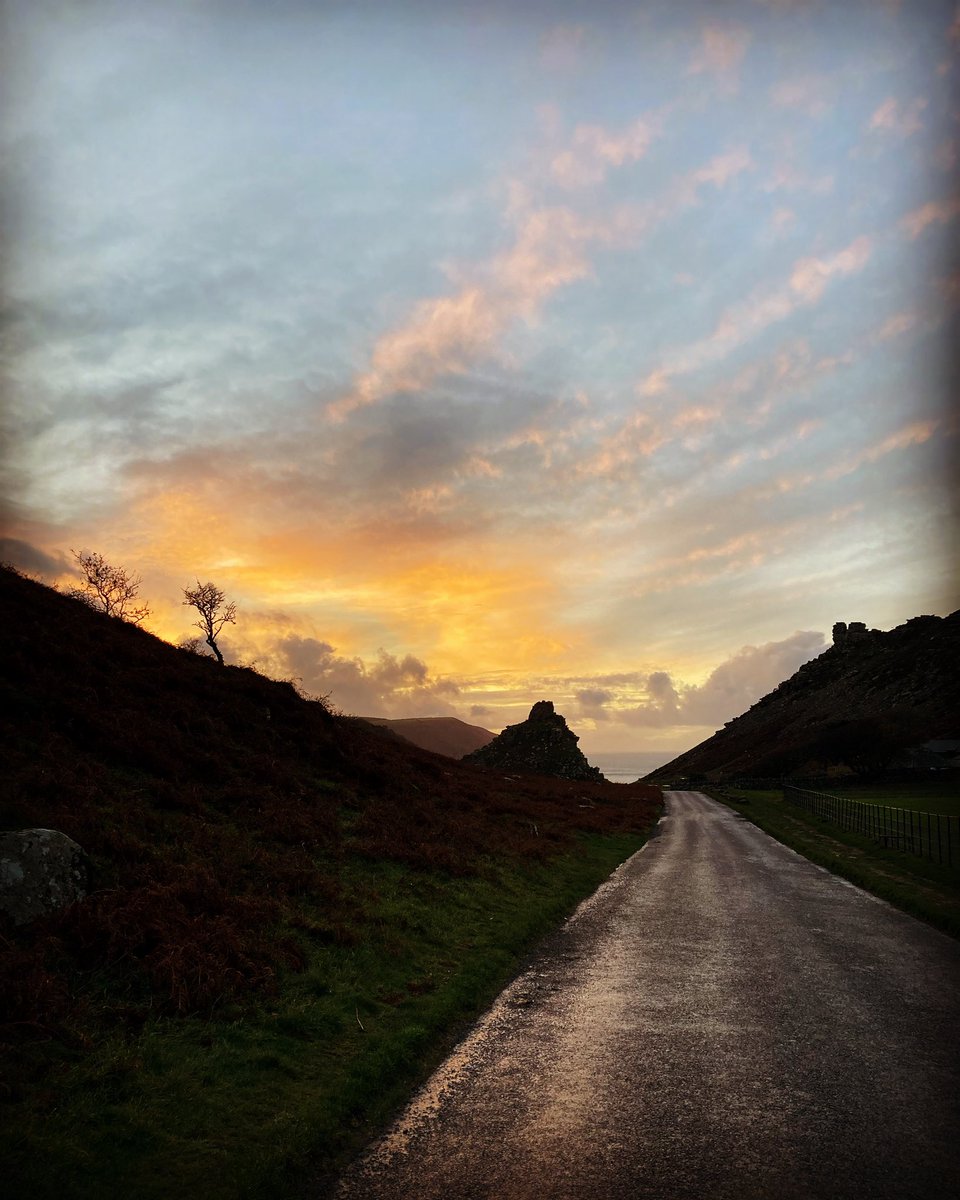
left=329, top=791, right=960, bottom=1199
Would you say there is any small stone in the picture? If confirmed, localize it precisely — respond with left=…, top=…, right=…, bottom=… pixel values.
left=0, top=828, right=88, bottom=925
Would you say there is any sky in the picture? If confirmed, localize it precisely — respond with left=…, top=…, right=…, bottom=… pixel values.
left=2, top=0, right=958, bottom=755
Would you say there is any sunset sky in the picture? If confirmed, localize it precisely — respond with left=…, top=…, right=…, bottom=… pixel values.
left=2, top=0, right=958, bottom=755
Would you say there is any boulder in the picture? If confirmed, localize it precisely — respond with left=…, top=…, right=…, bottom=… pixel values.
left=0, top=828, right=87, bottom=926
left=463, top=701, right=604, bottom=781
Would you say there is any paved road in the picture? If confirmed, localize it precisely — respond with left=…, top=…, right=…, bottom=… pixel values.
left=330, top=791, right=960, bottom=1199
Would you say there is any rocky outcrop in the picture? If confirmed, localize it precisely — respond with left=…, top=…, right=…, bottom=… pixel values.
left=832, top=620, right=873, bottom=649
left=463, top=701, right=603, bottom=781
left=649, top=610, right=960, bottom=782
left=0, top=828, right=87, bottom=925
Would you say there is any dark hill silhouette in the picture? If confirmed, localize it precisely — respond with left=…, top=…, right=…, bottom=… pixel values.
left=646, top=612, right=960, bottom=782
left=464, top=701, right=603, bottom=781
left=360, top=716, right=494, bottom=759
left=0, top=565, right=659, bottom=1033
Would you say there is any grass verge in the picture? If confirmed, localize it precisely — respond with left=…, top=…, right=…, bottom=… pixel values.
left=704, top=786, right=960, bottom=937
left=3, top=829, right=652, bottom=1200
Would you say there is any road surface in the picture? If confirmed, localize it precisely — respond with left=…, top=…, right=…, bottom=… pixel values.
left=329, top=791, right=960, bottom=1199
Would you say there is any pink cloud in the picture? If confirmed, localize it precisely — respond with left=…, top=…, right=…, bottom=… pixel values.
left=576, top=412, right=669, bottom=480
left=540, top=24, right=589, bottom=72
left=672, top=405, right=720, bottom=430
left=691, top=145, right=753, bottom=187
left=763, top=162, right=834, bottom=195
left=637, top=367, right=671, bottom=397
left=770, top=75, right=833, bottom=118
left=329, top=144, right=753, bottom=423
left=789, top=235, right=873, bottom=302
left=326, top=205, right=601, bottom=421
left=868, top=96, right=928, bottom=137
left=687, top=24, right=751, bottom=90
left=327, top=287, right=504, bottom=420
left=638, top=235, right=873, bottom=386
left=935, top=138, right=957, bottom=171
left=661, top=146, right=752, bottom=215
left=900, top=196, right=960, bottom=238
left=769, top=207, right=796, bottom=234
left=550, top=113, right=662, bottom=189
left=875, top=311, right=918, bottom=340
left=938, top=271, right=960, bottom=303
left=825, top=420, right=939, bottom=480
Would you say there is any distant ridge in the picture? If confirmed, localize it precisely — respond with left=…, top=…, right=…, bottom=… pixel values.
left=647, top=612, right=960, bottom=782
left=360, top=716, right=495, bottom=759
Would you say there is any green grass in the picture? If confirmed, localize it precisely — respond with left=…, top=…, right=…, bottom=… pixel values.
left=2, top=830, right=651, bottom=1200
left=800, top=781, right=960, bottom=816
left=705, top=785, right=960, bottom=938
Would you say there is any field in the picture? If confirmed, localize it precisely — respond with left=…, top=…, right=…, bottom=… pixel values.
left=4, top=830, right=655, bottom=1200
left=807, top=781, right=960, bottom=816
left=704, top=781, right=960, bottom=937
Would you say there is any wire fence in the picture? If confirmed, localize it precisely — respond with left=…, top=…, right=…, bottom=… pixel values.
left=782, top=786, right=959, bottom=869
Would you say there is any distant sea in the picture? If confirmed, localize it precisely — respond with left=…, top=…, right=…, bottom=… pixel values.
left=589, top=751, right=676, bottom=784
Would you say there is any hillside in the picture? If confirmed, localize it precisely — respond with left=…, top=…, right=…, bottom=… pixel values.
left=648, top=613, right=960, bottom=782
left=0, top=565, right=661, bottom=1198
left=0, top=564, right=658, bottom=1016
left=360, top=716, right=495, bottom=759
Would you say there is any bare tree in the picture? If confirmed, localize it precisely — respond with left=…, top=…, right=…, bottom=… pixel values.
left=182, top=581, right=237, bottom=666
left=69, top=550, right=151, bottom=624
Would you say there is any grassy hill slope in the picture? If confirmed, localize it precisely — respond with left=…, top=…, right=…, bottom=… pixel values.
left=0, top=566, right=660, bottom=1198
left=647, top=612, right=960, bottom=782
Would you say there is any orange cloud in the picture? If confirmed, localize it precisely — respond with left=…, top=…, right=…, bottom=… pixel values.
left=111, top=497, right=574, bottom=684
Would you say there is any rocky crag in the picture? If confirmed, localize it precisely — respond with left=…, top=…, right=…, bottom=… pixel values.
left=464, top=701, right=604, bottom=781
left=647, top=611, right=960, bottom=782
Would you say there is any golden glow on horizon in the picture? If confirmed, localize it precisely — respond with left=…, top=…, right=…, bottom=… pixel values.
left=6, top=2, right=957, bottom=752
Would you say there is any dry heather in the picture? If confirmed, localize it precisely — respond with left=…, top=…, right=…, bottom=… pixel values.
left=0, top=565, right=660, bottom=1038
